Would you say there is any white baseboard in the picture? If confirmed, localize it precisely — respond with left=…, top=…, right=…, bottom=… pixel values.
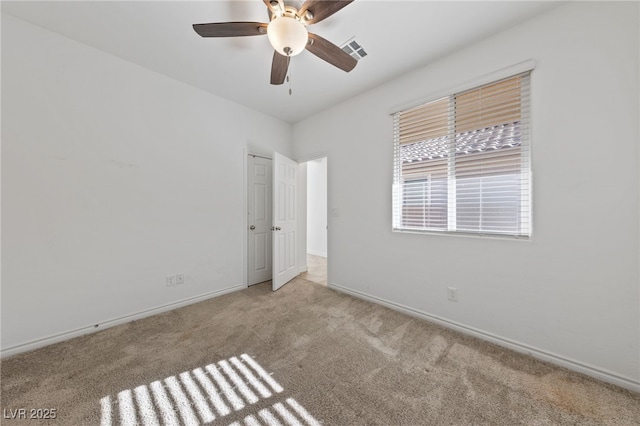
left=307, top=251, right=327, bottom=258
left=298, top=266, right=308, bottom=274
left=1, top=284, right=246, bottom=359
left=329, top=282, right=640, bottom=393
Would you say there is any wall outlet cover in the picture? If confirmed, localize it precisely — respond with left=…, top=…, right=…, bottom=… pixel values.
left=447, top=287, right=458, bottom=302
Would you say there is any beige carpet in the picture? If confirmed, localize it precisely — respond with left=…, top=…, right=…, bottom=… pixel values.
left=299, top=255, right=327, bottom=286
left=1, top=278, right=639, bottom=425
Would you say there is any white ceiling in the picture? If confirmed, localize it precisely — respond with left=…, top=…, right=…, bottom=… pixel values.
left=2, top=1, right=561, bottom=123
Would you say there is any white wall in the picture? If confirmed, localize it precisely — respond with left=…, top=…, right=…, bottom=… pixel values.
left=306, top=158, right=327, bottom=257
left=293, top=2, right=639, bottom=390
left=297, top=162, right=308, bottom=274
left=1, top=15, right=292, bottom=354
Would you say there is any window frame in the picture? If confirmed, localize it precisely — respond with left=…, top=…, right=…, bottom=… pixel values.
left=391, top=62, right=534, bottom=239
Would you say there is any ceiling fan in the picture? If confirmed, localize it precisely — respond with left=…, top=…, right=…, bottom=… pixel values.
left=193, top=0, right=357, bottom=85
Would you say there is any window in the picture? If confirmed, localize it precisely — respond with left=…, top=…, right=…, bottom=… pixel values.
left=392, top=72, right=531, bottom=238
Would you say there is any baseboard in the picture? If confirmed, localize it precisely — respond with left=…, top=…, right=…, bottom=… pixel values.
left=307, top=251, right=327, bottom=258
left=1, top=283, right=246, bottom=359
left=329, top=282, right=640, bottom=393
left=299, top=266, right=308, bottom=274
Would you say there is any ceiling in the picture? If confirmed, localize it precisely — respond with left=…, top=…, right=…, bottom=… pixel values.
left=2, top=1, right=561, bottom=123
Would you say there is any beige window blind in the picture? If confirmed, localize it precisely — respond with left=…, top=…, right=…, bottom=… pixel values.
left=392, top=72, right=531, bottom=237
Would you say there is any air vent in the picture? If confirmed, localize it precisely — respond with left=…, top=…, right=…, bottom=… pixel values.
left=341, top=38, right=367, bottom=60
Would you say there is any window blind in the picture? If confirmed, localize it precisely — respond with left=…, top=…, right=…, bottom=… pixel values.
left=392, top=72, right=531, bottom=237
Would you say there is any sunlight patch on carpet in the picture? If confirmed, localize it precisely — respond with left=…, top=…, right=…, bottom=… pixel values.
left=228, top=399, right=320, bottom=426
left=99, top=354, right=319, bottom=426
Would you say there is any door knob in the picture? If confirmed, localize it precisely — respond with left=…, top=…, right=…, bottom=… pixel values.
left=271, top=226, right=281, bottom=231
left=276, top=227, right=281, bottom=231
left=249, top=225, right=255, bottom=230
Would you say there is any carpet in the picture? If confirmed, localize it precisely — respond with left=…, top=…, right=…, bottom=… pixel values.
left=1, top=278, right=639, bottom=425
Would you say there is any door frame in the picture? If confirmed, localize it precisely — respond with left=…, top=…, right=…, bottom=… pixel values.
left=297, top=152, right=331, bottom=288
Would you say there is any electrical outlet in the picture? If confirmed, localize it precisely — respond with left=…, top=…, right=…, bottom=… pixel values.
left=447, top=287, right=458, bottom=302
left=166, top=275, right=176, bottom=287
left=176, top=273, right=185, bottom=285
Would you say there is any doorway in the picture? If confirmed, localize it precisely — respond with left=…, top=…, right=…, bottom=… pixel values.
left=301, top=157, right=328, bottom=285
left=246, top=152, right=299, bottom=290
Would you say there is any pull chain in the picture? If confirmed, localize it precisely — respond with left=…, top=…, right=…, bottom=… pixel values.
left=288, top=59, right=293, bottom=96
left=282, top=46, right=293, bottom=96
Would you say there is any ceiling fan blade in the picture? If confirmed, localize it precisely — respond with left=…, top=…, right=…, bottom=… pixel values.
left=271, top=51, right=290, bottom=85
left=193, top=22, right=267, bottom=38
left=298, top=0, right=354, bottom=25
left=306, top=32, right=357, bottom=72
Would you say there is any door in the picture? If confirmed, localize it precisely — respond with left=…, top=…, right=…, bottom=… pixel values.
left=272, top=152, right=298, bottom=291
left=248, top=155, right=272, bottom=286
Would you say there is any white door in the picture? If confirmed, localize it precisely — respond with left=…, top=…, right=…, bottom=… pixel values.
left=273, top=152, right=298, bottom=291
left=248, top=155, right=272, bottom=286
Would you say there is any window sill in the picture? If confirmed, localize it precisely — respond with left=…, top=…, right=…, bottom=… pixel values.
left=392, top=227, right=531, bottom=241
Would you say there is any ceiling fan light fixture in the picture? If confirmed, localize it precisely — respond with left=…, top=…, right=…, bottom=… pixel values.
left=267, top=16, right=308, bottom=56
